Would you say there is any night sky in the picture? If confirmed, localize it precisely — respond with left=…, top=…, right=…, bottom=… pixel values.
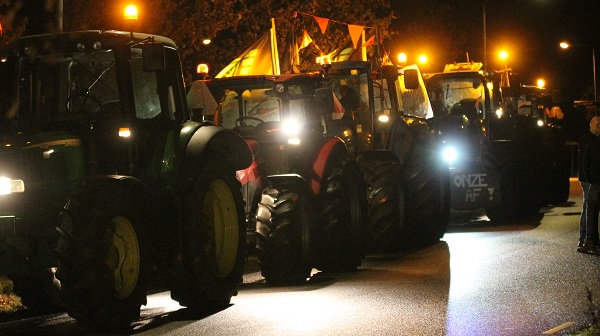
left=9, top=0, right=600, bottom=101
left=409, top=0, right=600, bottom=101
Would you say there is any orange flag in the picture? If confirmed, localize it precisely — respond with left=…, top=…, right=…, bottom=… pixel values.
left=314, top=16, right=329, bottom=34
left=348, top=24, right=364, bottom=49
left=363, top=35, right=375, bottom=47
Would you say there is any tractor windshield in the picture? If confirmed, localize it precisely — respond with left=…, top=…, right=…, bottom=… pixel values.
left=0, top=45, right=173, bottom=134
left=426, top=74, right=489, bottom=120
left=215, top=82, right=323, bottom=132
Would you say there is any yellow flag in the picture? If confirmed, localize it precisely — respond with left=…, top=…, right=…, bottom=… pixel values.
left=298, top=30, right=313, bottom=50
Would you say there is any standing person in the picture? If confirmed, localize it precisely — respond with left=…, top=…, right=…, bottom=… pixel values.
left=578, top=116, right=600, bottom=253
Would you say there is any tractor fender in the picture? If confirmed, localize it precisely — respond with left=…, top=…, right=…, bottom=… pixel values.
left=184, top=125, right=253, bottom=178
left=386, top=118, right=413, bottom=165
left=310, top=137, right=346, bottom=195
left=265, top=174, right=309, bottom=192
left=82, top=175, right=152, bottom=200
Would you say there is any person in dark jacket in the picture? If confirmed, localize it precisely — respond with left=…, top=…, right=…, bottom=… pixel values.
left=577, top=116, right=600, bottom=249
left=579, top=116, right=600, bottom=253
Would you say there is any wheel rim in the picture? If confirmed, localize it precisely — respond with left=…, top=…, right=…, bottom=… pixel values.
left=105, top=216, right=140, bottom=300
left=203, top=179, right=239, bottom=278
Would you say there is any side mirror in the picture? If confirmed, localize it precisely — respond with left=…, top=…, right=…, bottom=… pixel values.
left=404, top=69, right=420, bottom=90
left=142, top=43, right=165, bottom=72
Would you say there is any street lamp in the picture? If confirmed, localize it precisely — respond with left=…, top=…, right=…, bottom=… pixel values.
left=483, top=0, right=491, bottom=70
left=398, top=53, right=407, bottom=64
left=499, top=50, right=510, bottom=87
left=418, top=54, right=428, bottom=65
left=537, top=79, right=546, bottom=88
left=560, top=41, right=597, bottom=101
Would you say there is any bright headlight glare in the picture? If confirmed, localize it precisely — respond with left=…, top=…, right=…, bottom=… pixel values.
left=0, top=177, right=25, bottom=195
left=495, top=108, right=503, bottom=118
left=537, top=119, right=544, bottom=127
left=442, top=146, right=458, bottom=164
left=288, top=137, right=301, bottom=145
left=378, top=115, right=390, bottom=122
left=282, top=119, right=302, bottom=136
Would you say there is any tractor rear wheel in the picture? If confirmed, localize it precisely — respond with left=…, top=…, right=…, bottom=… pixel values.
left=316, top=156, right=368, bottom=272
left=170, top=166, right=246, bottom=308
left=56, top=179, right=149, bottom=330
left=358, top=155, right=405, bottom=252
left=255, top=180, right=315, bottom=284
left=401, top=143, right=449, bottom=247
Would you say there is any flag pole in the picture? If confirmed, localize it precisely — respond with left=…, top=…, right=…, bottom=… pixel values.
left=270, top=18, right=280, bottom=75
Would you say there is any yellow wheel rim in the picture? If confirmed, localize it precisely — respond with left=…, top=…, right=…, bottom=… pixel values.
left=105, top=216, right=140, bottom=300
left=203, top=179, right=239, bottom=278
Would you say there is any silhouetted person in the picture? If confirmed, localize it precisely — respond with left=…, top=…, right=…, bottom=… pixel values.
left=578, top=116, right=600, bottom=253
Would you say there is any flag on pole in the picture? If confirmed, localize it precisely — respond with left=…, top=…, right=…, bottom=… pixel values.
left=216, top=19, right=281, bottom=78
left=298, top=30, right=313, bottom=50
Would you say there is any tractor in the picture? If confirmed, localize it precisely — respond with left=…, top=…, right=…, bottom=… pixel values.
left=191, top=73, right=368, bottom=284
left=424, top=62, right=569, bottom=221
left=0, top=30, right=251, bottom=329
left=315, top=60, right=450, bottom=251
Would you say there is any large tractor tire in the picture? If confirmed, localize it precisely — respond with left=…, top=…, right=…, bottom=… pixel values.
left=483, top=142, right=544, bottom=222
left=255, top=178, right=316, bottom=284
left=316, top=154, right=368, bottom=272
left=357, top=154, right=405, bottom=252
left=400, top=143, right=449, bottom=248
left=170, top=166, right=246, bottom=308
left=56, top=179, right=149, bottom=330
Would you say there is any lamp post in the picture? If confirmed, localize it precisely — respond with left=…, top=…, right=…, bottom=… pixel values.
left=483, top=0, right=491, bottom=70
left=560, top=42, right=597, bottom=101
left=499, top=50, right=510, bottom=87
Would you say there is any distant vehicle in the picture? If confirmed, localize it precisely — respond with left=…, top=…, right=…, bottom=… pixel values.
left=425, top=62, right=569, bottom=221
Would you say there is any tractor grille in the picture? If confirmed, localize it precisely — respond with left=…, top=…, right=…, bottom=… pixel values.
left=0, top=149, right=70, bottom=227
left=0, top=149, right=45, bottom=182
left=261, top=142, right=290, bottom=176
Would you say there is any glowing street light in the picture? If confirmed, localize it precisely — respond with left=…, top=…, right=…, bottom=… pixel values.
left=418, top=54, right=428, bottom=64
left=537, top=79, right=546, bottom=88
left=560, top=41, right=597, bottom=101
left=398, top=53, right=407, bottom=64
left=498, top=50, right=510, bottom=87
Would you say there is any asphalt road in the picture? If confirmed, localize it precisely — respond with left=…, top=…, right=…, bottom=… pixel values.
left=1, top=178, right=599, bottom=335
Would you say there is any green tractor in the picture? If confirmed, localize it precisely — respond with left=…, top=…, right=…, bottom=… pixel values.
left=193, top=73, right=368, bottom=284
left=318, top=61, right=450, bottom=251
left=0, top=30, right=251, bottom=329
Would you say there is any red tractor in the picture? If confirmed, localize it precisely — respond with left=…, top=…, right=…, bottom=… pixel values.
left=190, top=73, right=368, bottom=284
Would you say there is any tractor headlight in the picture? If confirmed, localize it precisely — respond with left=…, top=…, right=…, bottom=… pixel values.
left=283, top=119, right=303, bottom=145
left=441, top=146, right=459, bottom=164
left=537, top=119, right=544, bottom=127
left=0, top=177, right=25, bottom=195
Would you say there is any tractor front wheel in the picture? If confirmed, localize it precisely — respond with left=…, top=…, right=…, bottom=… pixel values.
left=255, top=180, right=316, bottom=284
left=56, top=179, right=149, bottom=330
